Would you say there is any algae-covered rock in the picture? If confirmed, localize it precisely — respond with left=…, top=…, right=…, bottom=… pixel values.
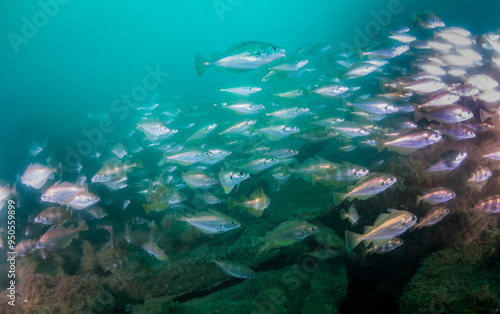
left=131, top=257, right=348, bottom=314
left=400, top=230, right=500, bottom=313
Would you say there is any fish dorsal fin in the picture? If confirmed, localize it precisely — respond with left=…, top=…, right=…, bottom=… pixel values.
left=225, top=41, right=258, bottom=53
left=387, top=208, right=399, bottom=214
left=374, top=213, right=391, bottom=225
left=57, top=181, right=74, bottom=188
left=248, top=188, right=262, bottom=200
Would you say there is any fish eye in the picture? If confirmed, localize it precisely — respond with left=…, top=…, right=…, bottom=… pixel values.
left=309, top=226, right=317, bottom=232
left=230, top=221, right=235, bottom=225
left=256, top=52, right=261, bottom=56
left=272, top=46, right=279, bottom=51
left=239, top=172, right=244, bottom=176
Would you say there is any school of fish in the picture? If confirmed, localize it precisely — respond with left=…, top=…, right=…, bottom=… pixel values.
left=4, top=10, right=500, bottom=278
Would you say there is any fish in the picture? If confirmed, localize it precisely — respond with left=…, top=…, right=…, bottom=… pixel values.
left=91, top=159, right=143, bottom=183
left=35, top=220, right=88, bottom=251
left=111, top=143, right=128, bottom=159
left=362, top=237, right=403, bottom=257
left=376, top=129, right=443, bottom=155
left=219, top=86, right=262, bottom=96
left=12, top=239, right=37, bottom=257
left=142, top=241, right=169, bottom=261
left=412, top=11, right=445, bottom=29
left=256, top=124, right=300, bottom=141
left=0, top=184, right=17, bottom=210
left=310, top=84, right=349, bottom=97
left=212, top=259, right=257, bottom=279
left=340, top=204, right=359, bottom=226
left=41, top=181, right=87, bottom=205
left=87, top=206, right=108, bottom=219
left=265, top=107, right=309, bottom=122
left=21, top=163, right=62, bottom=189
left=227, top=188, right=270, bottom=217
left=218, top=168, right=250, bottom=194
left=222, top=101, right=265, bottom=115
left=312, top=162, right=369, bottom=187
left=195, top=41, right=285, bottom=76
left=67, top=191, right=100, bottom=210
left=181, top=170, right=218, bottom=189
left=343, top=98, right=399, bottom=115
left=251, top=220, right=318, bottom=255
left=475, top=195, right=500, bottom=213
left=423, top=151, right=467, bottom=175
left=34, top=207, right=71, bottom=225
left=410, top=206, right=449, bottom=231
left=163, top=148, right=213, bottom=166
left=27, top=139, right=47, bottom=157
left=467, top=166, right=492, bottom=192
left=176, top=209, right=241, bottom=234
left=416, top=187, right=456, bottom=205
left=235, top=157, right=279, bottom=174
left=136, top=119, right=176, bottom=141
left=333, top=173, right=397, bottom=205
left=345, top=208, right=417, bottom=252
left=186, top=123, right=218, bottom=141
left=414, top=105, right=474, bottom=124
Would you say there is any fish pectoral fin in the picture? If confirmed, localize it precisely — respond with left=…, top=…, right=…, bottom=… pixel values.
left=222, top=185, right=233, bottom=194
left=193, top=226, right=217, bottom=234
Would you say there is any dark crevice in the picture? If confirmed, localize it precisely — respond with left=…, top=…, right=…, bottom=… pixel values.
left=173, top=277, right=242, bottom=303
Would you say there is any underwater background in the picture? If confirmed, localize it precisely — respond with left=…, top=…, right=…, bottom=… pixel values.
left=2, top=0, right=500, bottom=313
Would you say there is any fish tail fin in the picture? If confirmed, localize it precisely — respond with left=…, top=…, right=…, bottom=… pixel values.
left=227, top=196, right=239, bottom=211
left=375, top=137, right=386, bottom=152
left=416, top=195, right=423, bottom=205
left=174, top=211, right=186, bottom=222
left=311, top=173, right=320, bottom=186
left=78, top=220, right=89, bottom=232
left=345, top=230, right=362, bottom=252
left=55, top=162, right=62, bottom=177
left=414, top=110, right=426, bottom=122
left=340, top=209, right=347, bottom=220
left=11, top=183, right=17, bottom=198
left=250, top=235, right=264, bottom=247
left=333, top=192, right=346, bottom=206
left=341, top=98, right=352, bottom=109
left=411, top=10, right=418, bottom=22
left=480, top=109, right=491, bottom=122
left=409, top=223, right=419, bottom=232
left=195, top=53, right=210, bottom=76
left=355, top=47, right=365, bottom=60
left=283, top=163, right=292, bottom=177
left=134, top=161, right=144, bottom=168
left=379, top=77, right=389, bottom=92
left=142, top=203, right=152, bottom=215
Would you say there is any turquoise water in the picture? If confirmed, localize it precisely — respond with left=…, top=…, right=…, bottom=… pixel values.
left=2, top=1, right=500, bottom=313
